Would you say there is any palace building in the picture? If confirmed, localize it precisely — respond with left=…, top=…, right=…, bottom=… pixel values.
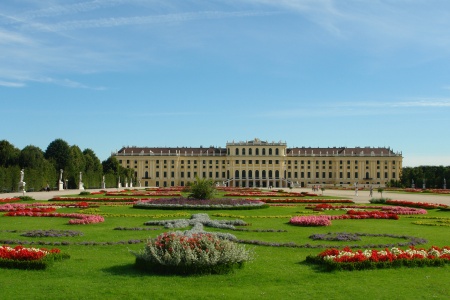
left=113, top=138, right=402, bottom=188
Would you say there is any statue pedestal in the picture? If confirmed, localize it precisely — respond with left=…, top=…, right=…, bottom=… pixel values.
left=101, top=182, right=106, bottom=189
left=79, top=182, right=84, bottom=190
left=58, top=181, right=64, bottom=191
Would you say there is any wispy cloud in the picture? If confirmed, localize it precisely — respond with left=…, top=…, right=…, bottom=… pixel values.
left=24, top=10, right=278, bottom=32
left=345, top=99, right=450, bottom=108
left=0, top=80, right=25, bottom=88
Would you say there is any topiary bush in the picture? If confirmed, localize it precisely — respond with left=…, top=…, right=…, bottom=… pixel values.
left=132, top=231, right=253, bottom=275
left=186, top=176, right=216, bottom=200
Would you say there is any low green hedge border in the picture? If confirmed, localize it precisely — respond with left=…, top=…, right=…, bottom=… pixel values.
left=305, top=255, right=450, bottom=271
left=0, top=253, right=70, bottom=270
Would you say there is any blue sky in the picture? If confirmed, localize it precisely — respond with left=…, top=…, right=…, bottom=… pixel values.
left=1, top=0, right=449, bottom=167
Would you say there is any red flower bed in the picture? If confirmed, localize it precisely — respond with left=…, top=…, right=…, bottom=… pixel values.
left=106, top=191, right=181, bottom=197
left=0, top=245, right=60, bottom=261
left=0, top=198, right=20, bottom=203
left=224, top=191, right=310, bottom=197
left=386, top=200, right=447, bottom=209
left=307, top=204, right=427, bottom=215
left=52, top=197, right=145, bottom=202
left=343, top=210, right=399, bottom=220
left=261, top=199, right=354, bottom=204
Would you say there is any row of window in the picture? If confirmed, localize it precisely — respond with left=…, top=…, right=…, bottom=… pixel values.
left=121, top=159, right=397, bottom=166
left=147, top=170, right=396, bottom=180
left=229, top=148, right=282, bottom=156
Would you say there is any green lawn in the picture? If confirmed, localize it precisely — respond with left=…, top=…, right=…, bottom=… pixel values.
left=1, top=202, right=449, bottom=300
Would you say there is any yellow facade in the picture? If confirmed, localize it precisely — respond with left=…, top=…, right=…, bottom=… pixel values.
left=113, top=138, right=402, bottom=188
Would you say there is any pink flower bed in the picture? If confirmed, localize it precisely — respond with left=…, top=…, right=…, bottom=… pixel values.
left=290, top=216, right=332, bottom=226
left=4, top=211, right=104, bottom=225
left=317, top=246, right=450, bottom=263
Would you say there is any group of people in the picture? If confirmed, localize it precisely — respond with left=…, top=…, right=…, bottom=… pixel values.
left=311, top=185, right=322, bottom=192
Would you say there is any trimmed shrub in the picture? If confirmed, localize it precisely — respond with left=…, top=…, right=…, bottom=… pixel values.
left=132, top=232, right=253, bottom=275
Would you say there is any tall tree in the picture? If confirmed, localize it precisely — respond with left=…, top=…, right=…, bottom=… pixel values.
left=0, top=140, right=20, bottom=167
left=19, top=145, right=45, bottom=169
left=44, top=139, right=71, bottom=172
left=83, top=148, right=102, bottom=188
left=66, top=145, right=86, bottom=188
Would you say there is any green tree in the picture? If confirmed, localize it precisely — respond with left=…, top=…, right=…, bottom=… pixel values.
left=83, top=148, right=102, bottom=188
left=66, top=145, right=86, bottom=188
left=378, top=187, right=384, bottom=198
left=19, top=145, right=56, bottom=191
left=187, top=176, right=216, bottom=200
left=0, top=140, right=20, bottom=167
left=19, top=145, right=45, bottom=169
left=45, top=139, right=71, bottom=172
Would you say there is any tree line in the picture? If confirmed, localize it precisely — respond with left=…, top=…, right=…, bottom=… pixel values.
left=397, top=166, right=450, bottom=189
left=0, top=139, right=133, bottom=192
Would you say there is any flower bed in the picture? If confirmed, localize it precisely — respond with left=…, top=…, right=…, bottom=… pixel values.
left=4, top=211, right=105, bottom=225
left=224, top=191, right=308, bottom=197
left=106, top=191, right=181, bottom=197
left=306, top=246, right=450, bottom=271
left=0, top=245, right=69, bottom=270
left=0, top=198, right=20, bottom=203
left=262, top=199, right=354, bottom=204
left=290, top=216, right=332, bottom=226
left=134, top=198, right=268, bottom=210
left=385, top=200, right=447, bottom=209
left=290, top=211, right=399, bottom=227
left=132, top=232, right=253, bottom=275
left=238, top=233, right=427, bottom=249
left=52, top=197, right=144, bottom=202
left=307, top=204, right=427, bottom=215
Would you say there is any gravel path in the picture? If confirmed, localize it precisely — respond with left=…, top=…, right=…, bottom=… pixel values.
left=1, top=187, right=449, bottom=206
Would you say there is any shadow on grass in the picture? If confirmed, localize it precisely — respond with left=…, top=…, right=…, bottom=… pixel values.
left=296, top=260, right=331, bottom=273
left=102, top=263, right=186, bottom=277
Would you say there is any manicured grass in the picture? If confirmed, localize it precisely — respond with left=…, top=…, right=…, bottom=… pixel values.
left=1, top=201, right=449, bottom=299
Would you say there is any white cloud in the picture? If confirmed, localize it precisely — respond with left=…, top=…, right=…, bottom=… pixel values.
left=24, top=10, right=277, bottom=32
left=0, top=80, right=25, bottom=87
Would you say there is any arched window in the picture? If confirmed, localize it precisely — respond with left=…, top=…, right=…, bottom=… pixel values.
left=269, top=148, right=273, bottom=155
left=262, top=170, right=266, bottom=179
left=248, top=170, right=253, bottom=179
left=275, top=148, right=279, bottom=155
left=262, top=148, right=266, bottom=155
left=366, top=172, right=370, bottom=179
left=242, top=170, right=246, bottom=179
left=242, top=148, right=246, bottom=155
left=145, top=171, right=149, bottom=178
left=249, top=148, right=253, bottom=155
left=235, top=170, right=240, bottom=178
left=227, top=148, right=230, bottom=155
left=255, top=170, right=260, bottom=179
left=275, top=170, right=280, bottom=178
left=256, top=148, right=259, bottom=155
left=269, top=170, right=273, bottom=178
left=235, top=148, right=239, bottom=155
